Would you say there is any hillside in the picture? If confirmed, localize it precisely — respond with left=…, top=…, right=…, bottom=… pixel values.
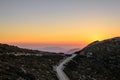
left=64, top=37, right=120, bottom=80
left=0, top=43, right=66, bottom=80
left=0, top=60, right=35, bottom=80
left=0, top=43, right=39, bottom=54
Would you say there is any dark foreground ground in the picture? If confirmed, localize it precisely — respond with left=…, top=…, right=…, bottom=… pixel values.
left=0, top=54, right=65, bottom=80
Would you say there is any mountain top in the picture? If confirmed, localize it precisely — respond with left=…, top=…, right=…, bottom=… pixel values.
left=64, top=37, right=120, bottom=80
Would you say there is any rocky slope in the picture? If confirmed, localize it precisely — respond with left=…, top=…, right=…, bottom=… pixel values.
left=0, top=43, right=66, bottom=80
left=64, top=37, right=120, bottom=80
left=0, top=60, right=35, bottom=80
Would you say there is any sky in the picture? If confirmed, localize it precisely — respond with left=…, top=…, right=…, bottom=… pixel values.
left=0, top=0, right=120, bottom=52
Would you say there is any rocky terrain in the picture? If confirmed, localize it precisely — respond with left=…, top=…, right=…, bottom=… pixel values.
left=0, top=43, right=66, bottom=80
left=64, top=37, right=120, bottom=80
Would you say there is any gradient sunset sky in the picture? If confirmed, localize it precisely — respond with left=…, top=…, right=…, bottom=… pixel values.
left=0, top=0, right=120, bottom=48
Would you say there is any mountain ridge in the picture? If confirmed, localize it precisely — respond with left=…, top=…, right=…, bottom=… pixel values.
left=64, top=37, right=120, bottom=80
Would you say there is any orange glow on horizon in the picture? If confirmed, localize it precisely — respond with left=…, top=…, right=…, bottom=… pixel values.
left=0, top=0, right=120, bottom=49
left=4, top=41, right=87, bottom=46
left=0, top=32, right=118, bottom=47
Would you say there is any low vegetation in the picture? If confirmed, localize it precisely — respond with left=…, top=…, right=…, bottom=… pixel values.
left=64, top=37, right=120, bottom=80
left=0, top=43, right=66, bottom=80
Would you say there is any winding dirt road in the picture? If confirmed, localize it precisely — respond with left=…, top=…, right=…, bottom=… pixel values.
left=56, top=54, right=77, bottom=80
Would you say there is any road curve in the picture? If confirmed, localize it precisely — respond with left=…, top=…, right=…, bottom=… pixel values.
left=56, top=54, right=77, bottom=80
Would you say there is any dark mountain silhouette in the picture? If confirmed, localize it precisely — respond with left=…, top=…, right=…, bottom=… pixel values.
left=0, top=43, right=60, bottom=55
left=1, top=37, right=120, bottom=80
left=0, top=43, right=66, bottom=80
left=0, top=43, right=41, bottom=54
left=64, top=37, right=120, bottom=80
